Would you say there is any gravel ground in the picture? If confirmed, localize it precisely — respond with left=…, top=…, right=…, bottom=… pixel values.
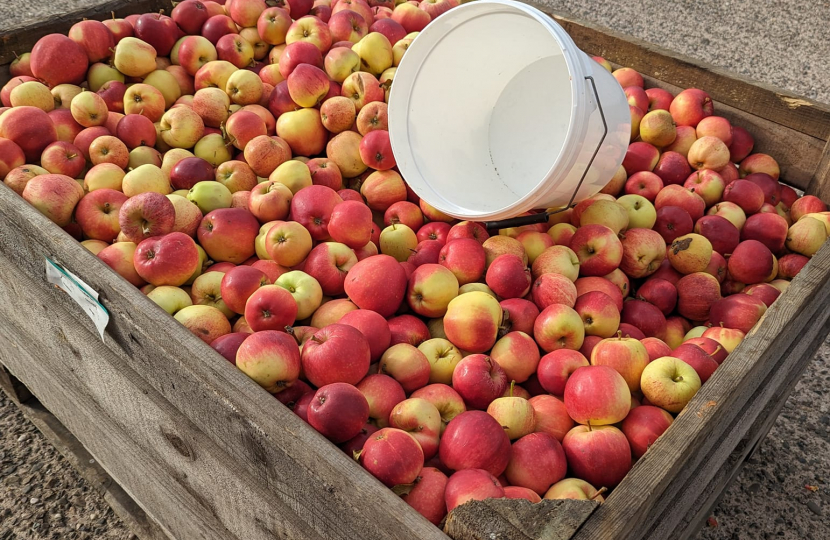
left=0, top=392, right=134, bottom=540
left=1, top=0, right=830, bottom=539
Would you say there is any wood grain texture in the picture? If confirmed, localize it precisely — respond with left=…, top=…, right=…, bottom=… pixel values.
left=806, top=140, right=830, bottom=201
left=0, top=365, right=31, bottom=405
left=0, top=0, right=174, bottom=69
left=570, top=238, right=830, bottom=540
left=519, top=3, right=830, bottom=141
left=0, top=182, right=447, bottom=540
left=661, top=313, right=830, bottom=540
left=444, top=499, right=599, bottom=540
left=2, top=393, right=171, bottom=540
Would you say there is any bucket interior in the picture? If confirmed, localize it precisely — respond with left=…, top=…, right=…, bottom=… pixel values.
left=396, top=6, right=576, bottom=216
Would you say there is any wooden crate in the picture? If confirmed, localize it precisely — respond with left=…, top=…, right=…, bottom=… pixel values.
left=2, top=1, right=830, bottom=539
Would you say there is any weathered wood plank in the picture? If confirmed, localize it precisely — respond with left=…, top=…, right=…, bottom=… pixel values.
left=570, top=237, right=830, bottom=540
left=520, top=3, right=830, bottom=141
left=445, top=499, right=599, bottom=540
left=0, top=389, right=171, bottom=540
left=638, top=75, right=825, bottom=191
left=0, top=0, right=174, bottom=69
left=806, top=139, right=830, bottom=201
left=0, top=310, right=228, bottom=540
left=0, top=183, right=446, bottom=540
left=643, top=307, right=830, bottom=540
left=0, top=365, right=31, bottom=404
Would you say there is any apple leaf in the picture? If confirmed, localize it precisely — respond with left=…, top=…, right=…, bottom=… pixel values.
left=391, top=482, right=416, bottom=496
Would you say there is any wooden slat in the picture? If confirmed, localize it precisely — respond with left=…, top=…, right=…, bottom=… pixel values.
left=643, top=302, right=830, bottom=540
left=444, top=499, right=599, bottom=540
left=519, top=3, right=830, bottom=141
left=0, top=389, right=171, bottom=540
left=0, top=365, right=31, bottom=404
left=569, top=237, right=830, bottom=539
left=0, top=182, right=446, bottom=540
left=0, top=0, right=174, bottom=68
left=806, top=140, right=830, bottom=201
left=638, top=75, right=826, bottom=192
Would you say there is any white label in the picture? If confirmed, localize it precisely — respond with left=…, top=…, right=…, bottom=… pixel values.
left=45, top=258, right=109, bottom=341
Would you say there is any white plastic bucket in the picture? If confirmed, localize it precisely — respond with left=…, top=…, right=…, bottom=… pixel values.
left=388, top=0, right=631, bottom=222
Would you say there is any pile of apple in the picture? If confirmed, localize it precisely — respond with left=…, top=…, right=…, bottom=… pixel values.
left=2, top=0, right=830, bottom=526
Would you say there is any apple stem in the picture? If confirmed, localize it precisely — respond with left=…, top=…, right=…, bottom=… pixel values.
left=12, top=51, right=18, bottom=60
left=586, top=420, right=592, bottom=432
left=509, top=380, right=515, bottom=398
left=616, top=330, right=622, bottom=339
left=711, top=345, right=723, bottom=357
left=111, top=11, right=116, bottom=20
left=590, top=487, right=608, bottom=500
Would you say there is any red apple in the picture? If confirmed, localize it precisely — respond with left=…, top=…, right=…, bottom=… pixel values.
left=30, top=34, right=89, bottom=87
left=0, top=106, right=58, bottom=161
left=536, top=350, right=589, bottom=397
left=498, top=298, right=539, bottom=337
left=562, top=424, right=632, bottom=487
left=75, top=188, right=128, bottom=242
left=669, top=88, right=713, bottom=127
left=344, top=254, right=407, bottom=317
left=589, top=335, right=650, bottom=392
left=485, top=254, right=531, bottom=299
left=444, top=469, right=504, bottom=513
left=134, top=13, right=179, bottom=56
left=360, top=427, right=424, bottom=487
left=622, top=141, right=660, bottom=175
left=709, top=294, right=767, bottom=334
left=401, top=467, right=449, bottom=525
left=693, top=215, right=740, bottom=256
left=118, top=192, right=175, bottom=243
left=235, top=330, right=302, bottom=393
left=568, top=224, right=623, bottom=276
left=340, top=309, right=392, bottom=361
left=564, top=365, right=630, bottom=426
left=220, top=265, right=270, bottom=314
left=620, top=299, right=667, bottom=340
left=438, top=410, right=511, bottom=476
left=728, top=240, right=774, bottom=285
left=244, top=284, right=298, bottom=332
left=438, top=239, right=486, bottom=286
left=653, top=150, right=693, bottom=186
left=741, top=213, right=788, bottom=253
left=620, top=405, right=673, bottom=458
left=358, top=373, right=406, bottom=428
left=198, top=208, right=260, bottom=264
left=210, top=332, right=248, bottom=365
left=134, top=232, right=200, bottom=287
left=575, top=277, right=624, bottom=312
left=671, top=342, right=719, bottom=383
left=723, top=179, right=764, bottom=215
left=505, top=433, right=567, bottom=495
left=302, top=324, right=371, bottom=386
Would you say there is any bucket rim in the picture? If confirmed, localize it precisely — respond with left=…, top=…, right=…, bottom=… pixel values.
left=388, top=0, right=588, bottom=220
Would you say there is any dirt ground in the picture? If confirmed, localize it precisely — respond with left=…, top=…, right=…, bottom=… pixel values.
left=1, top=0, right=830, bottom=539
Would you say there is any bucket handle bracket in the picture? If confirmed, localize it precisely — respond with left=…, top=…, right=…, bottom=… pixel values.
left=483, top=75, right=609, bottom=231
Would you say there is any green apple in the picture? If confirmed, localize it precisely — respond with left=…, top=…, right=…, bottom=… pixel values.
left=640, top=356, right=701, bottom=413
left=379, top=223, right=418, bottom=262
left=417, top=338, right=462, bottom=385
left=185, top=245, right=210, bottom=285
left=87, top=63, right=126, bottom=92
left=194, top=133, right=233, bottom=167
left=275, top=270, right=324, bottom=321
left=187, top=181, right=232, bottom=213
left=617, top=194, right=657, bottom=230
left=146, top=286, right=193, bottom=314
